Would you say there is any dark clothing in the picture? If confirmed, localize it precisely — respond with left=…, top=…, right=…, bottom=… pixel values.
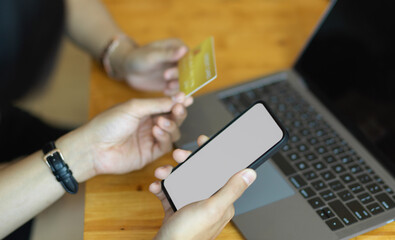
left=0, top=0, right=66, bottom=238
left=0, top=105, right=70, bottom=162
left=0, top=105, right=70, bottom=240
left=0, top=0, right=65, bottom=104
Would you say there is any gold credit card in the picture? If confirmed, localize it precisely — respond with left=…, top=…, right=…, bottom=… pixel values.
left=178, top=37, right=217, bottom=97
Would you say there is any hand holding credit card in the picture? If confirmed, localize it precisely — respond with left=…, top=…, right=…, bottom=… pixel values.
left=178, top=37, right=217, bottom=97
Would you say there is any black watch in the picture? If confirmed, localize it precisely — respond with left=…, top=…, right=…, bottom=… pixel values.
left=42, top=141, right=79, bottom=194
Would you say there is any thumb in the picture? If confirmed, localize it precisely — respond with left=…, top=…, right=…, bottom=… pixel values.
left=125, top=97, right=175, bottom=118
left=209, top=169, right=256, bottom=208
left=152, top=39, right=188, bottom=62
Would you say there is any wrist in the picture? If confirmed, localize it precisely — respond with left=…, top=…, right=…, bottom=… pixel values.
left=101, top=34, right=138, bottom=80
left=55, top=128, right=97, bottom=183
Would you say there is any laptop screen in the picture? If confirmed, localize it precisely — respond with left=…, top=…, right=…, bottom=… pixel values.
left=294, top=0, right=395, bottom=172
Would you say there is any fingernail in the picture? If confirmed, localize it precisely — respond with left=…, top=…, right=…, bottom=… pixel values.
left=185, top=97, right=194, bottom=107
left=155, top=126, right=164, bottom=135
left=241, top=169, right=256, bottom=186
left=172, top=93, right=185, bottom=103
left=176, top=105, right=185, bottom=115
left=164, top=70, right=171, bottom=79
left=161, top=118, right=171, bottom=127
left=175, top=46, right=188, bottom=58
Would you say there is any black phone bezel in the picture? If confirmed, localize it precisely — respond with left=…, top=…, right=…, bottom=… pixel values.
left=161, top=100, right=289, bottom=212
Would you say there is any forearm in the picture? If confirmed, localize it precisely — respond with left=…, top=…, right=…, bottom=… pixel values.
left=0, top=129, right=95, bottom=238
left=65, top=0, right=126, bottom=60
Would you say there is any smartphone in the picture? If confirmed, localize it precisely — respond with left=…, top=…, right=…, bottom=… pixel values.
left=162, top=101, right=288, bottom=211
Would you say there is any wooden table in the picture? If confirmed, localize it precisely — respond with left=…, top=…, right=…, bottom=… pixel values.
left=84, top=0, right=395, bottom=239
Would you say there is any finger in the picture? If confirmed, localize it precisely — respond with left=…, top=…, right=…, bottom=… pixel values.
left=152, top=125, right=173, bottom=158
left=170, top=104, right=187, bottom=127
left=171, top=92, right=194, bottom=108
left=173, top=149, right=192, bottom=163
left=157, top=116, right=181, bottom=141
left=166, top=80, right=179, bottom=91
left=164, top=67, right=179, bottom=80
left=197, top=135, right=210, bottom=146
left=149, top=181, right=174, bottom=216
left=209, top=169, right=256, bottom=209
left=154, top=165, right=173, bottom=180
left=149, top=181, right=162, bottom=195
left=126, top=98, right=174, bottom=119
left=171, top=92, right=186, bottom=104
left=151, top=39, right=188, bottom=63
left=184, top=96, right=194, bottom=107
left=164, top=80, right=179, bottom=96
left=149, top=181, right=170, bottom=206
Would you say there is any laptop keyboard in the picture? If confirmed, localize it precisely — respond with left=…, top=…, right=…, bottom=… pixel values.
left=220, top=80, right=395, bottom=231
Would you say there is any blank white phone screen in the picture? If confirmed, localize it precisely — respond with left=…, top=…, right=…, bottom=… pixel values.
left=164, top=103, right=284, bottom=210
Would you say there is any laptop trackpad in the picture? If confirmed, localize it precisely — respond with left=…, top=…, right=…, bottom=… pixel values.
left=234, top=160, right=294, bottom=216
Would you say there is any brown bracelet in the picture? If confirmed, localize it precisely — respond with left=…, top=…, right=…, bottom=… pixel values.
left=100, top=34, right=137, bottom=79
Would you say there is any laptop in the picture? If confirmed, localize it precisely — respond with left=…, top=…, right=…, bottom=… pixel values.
left=176, top=0, right=395, bottom=239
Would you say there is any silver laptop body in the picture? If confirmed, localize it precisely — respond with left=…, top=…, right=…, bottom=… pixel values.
left=176, top=0, right=395, bottom=239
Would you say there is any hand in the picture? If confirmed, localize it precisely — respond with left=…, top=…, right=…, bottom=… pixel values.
left=120, top=38, right=187, bottom=96
left=77, top=93, right=193, bottom=176
left=149, top=136, right=257, bottom=240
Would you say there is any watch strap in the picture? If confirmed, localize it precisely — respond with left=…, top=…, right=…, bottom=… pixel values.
left=43, top=142, right=79, bottom=194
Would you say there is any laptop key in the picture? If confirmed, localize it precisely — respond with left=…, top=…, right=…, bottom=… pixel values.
left=297, top=144, right=308, bottom=152
left=365, top=166, right=375, bottom=175
left=340, top=173, right=355, bottom=184
left=303, top=170, right=318, bottom=181
left=328, top=200, right=357, bottom=226
left=346, top=200, right=371, bottom=220
left=366, top=202, right=384, bottom=215
left=349, top=164, right=363, bottom=174
left=288, top=152, right=300, bottom=161
left=293, top=120, right=302, bottom=128
left=312, top=180, right=327, bottom=191
left=320, top=189, right=336, bottom=201
left=374, top=176, right=384, bottom=184
left=324, top=137, right=336, bottom=146
left=366, top=183, right=382, bottom=194
left=383, top=185, right=394, bottom=194
left=332, top=146, right=345, bottom=155
left=313, top=161, right=326, bottom=171
left=375, top=193, right=395, bottom=210
left=358, top=192, right=374, bottom=204
left=239, top=93, right=253, bottom=107
left=321, top=170, right=336, bottom=181
left=317, top=207, right=335, bottom=220
left=300, top=129, right=311, bottom=136
left=338, top=190, right=354, bottom=202
left=325, top=218, right=344, bottom=231
left=308, top=137, right=319, bottom=146
left=300, top=187, right=316, bottom=199
left=272, top=153, right=297, bottom=176
left=290, top=135, right=300, bottom=143
left=295, top=161, right=309, bottom=171
left=315, top=129, right=327, bottom=137
left=281, top=144, right=291, bottom=152
left=308, top=197, right=325, bottom=209
left=289, top=175, right=307, bottom=189
left=358, top=174, right=373, bottom=184
left=332, top=164, right=346, bottom=174
left=305, top=152, right=318, bottom=162
left=324, top=155, right=337, bottom=164
left=316, top=146, right=328, bottom=154
left=349, top=183, right=364, bottom=194
left=329, top=180, right=345, bottom=192
left=340, top=156, right=354, bottom=164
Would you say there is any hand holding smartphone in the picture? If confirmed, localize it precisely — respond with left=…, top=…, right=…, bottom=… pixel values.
left=162, top=101, right=288, bottom=211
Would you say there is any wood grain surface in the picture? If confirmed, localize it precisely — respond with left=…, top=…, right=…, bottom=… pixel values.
left=85, top=0, right=395, bottom=239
